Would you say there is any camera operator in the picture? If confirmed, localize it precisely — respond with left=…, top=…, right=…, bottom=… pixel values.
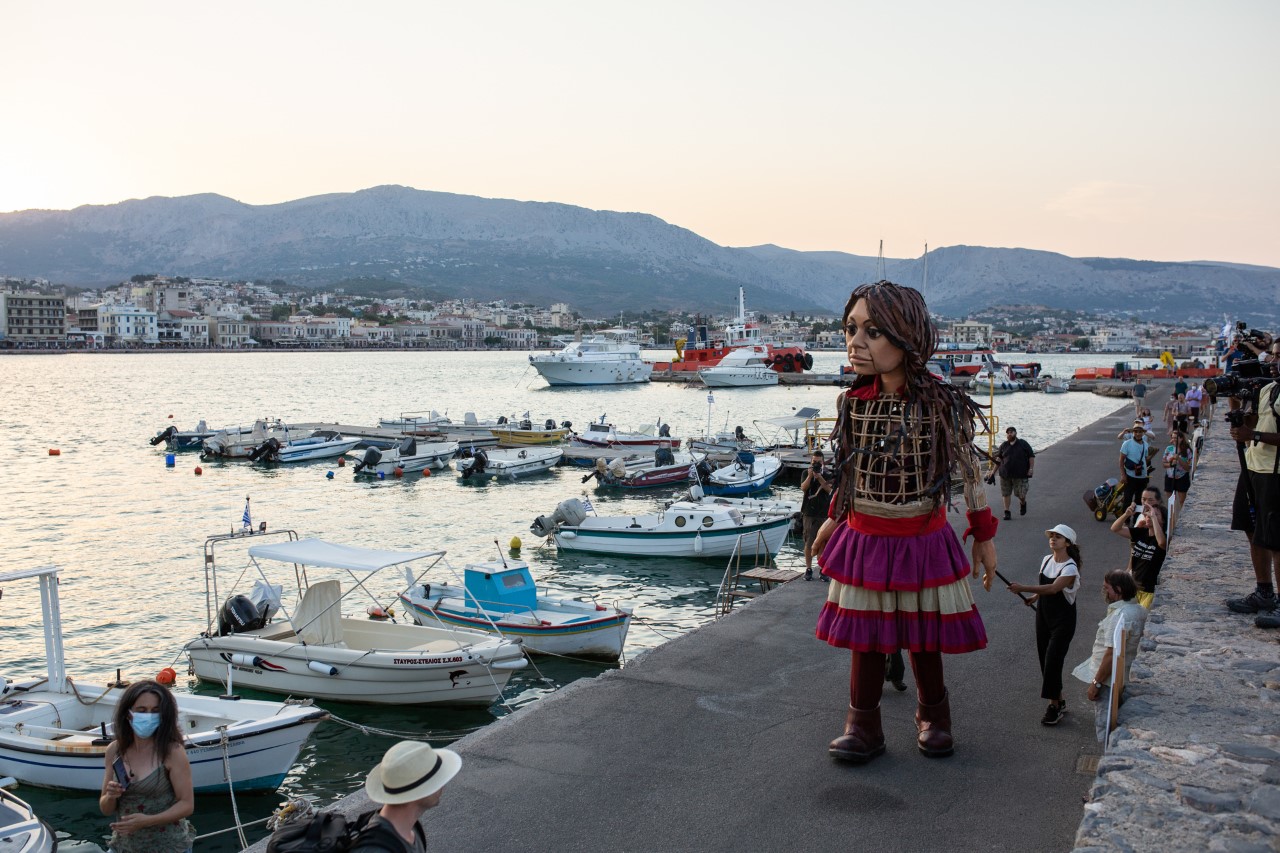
left=1223, top=336, right=1280, bottom=623
left=801, top=449, right=834, bottom=582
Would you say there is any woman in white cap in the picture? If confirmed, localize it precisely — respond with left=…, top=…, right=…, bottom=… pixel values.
left=350, top=741, right=462, bottom=853
left=1007, top=524, right=1081, bottom=726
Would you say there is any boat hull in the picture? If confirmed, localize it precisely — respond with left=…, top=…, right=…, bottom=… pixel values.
left=455, top=448, right=562, bottom=480
left=698, top=367, right=780, bottom=387
left=554, top=516, right=790, bottom=558
left=399, top=597, right=631, bottom=659
left=530, top=359, right=652, bottom=386
left=489, top=428, right=570, bottom=446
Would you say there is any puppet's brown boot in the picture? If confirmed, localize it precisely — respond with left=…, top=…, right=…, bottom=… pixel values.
left=915, top=690, right=954, bottom=757
left=828, top=704, right=885, bottom=763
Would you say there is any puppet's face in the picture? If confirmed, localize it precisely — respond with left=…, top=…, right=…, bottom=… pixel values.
left=844, top=298, right=905, bottom=382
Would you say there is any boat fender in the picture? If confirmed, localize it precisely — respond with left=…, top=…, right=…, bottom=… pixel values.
left=802, top=352, right=815, bottom=370
left=694, top=532, right=704, bottom=554
left=307, top=661, right=339, bottom=676
left=394, top=466, right=404, bottom=477
left=230, top=653, right=266, bottom=668
left=595, top=604, right=607, bottom=611
left=327, top=471, right=336, bottom=479
left=540, top=620, right=552, bottom=626
left=48, top=448, right=60, bottom=456
left=165, top=453, right=176, bottom=467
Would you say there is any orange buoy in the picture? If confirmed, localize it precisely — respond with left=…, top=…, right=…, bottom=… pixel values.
left=394, top=467, right=404, bottom=478
left=421, top=468, right=431, bottom=478
left=366, top=605, right=392, bottom=620
left=337, top=457, right=345, bottom=467
left=48, top=448, right=61, bottom=456
left=168, top=414, right=174, bottom=419
left=156, top=667, right=177, bottom=686
left=194, top=466, right=203, bottom=476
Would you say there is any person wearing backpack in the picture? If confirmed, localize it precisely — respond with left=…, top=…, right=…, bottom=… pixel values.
left=351, top=740, right=461, bottom=852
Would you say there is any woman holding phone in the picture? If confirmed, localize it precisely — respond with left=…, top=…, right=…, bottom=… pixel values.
left=99, top=679, right=195, bottom=852
left=1110, top=485, right=1167, bottom=609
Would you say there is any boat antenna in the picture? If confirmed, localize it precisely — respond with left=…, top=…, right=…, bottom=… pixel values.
left=493, top=540, right=508, bottom=569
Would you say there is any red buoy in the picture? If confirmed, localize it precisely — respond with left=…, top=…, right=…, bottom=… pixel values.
left=421, top=469, right=431, bottom=478
left=337, top=457, right=345, bottom=467
left=394, top=467, right=404, bottom=478
left=194, top=466, right=203, bottom=476
left=156, top=667, right=177, bottom=686
left=48, top=448, right=61, bottom=456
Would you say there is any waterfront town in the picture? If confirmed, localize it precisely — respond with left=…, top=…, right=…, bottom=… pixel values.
left=0, top=274, right=1223, bottom=356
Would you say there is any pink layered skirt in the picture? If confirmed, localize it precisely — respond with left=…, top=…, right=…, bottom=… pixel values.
left=815, top=510, right=988, bottom=654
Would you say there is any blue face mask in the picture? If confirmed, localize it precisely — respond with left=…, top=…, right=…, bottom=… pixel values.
left=130, top=711, right=162, bottom=739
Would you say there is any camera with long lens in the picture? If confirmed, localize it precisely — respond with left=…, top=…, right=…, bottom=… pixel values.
left=1205, top=356, right=1278, bottom=400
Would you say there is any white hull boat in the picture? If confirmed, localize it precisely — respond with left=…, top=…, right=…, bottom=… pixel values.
left=569, top=418, right=680, bottom=449
left=0, top=566, right=327, bottom=793
left=1042, top=377, right=1072, bottom=394
left=150, top=420, right=218, bottom=451
left=184, top=533, right=528, bottom=706
left=0, top=786, right=56, bottom=852
left=351, top=438, right=458, bottom=476
left=531, top=496, right=793, bottom=558
left=585, top=450, right=702, bottom=489
left=704, top=452, right=783, bottom=496
left=398, top=559, right=633, bottom=660
left=971, top=369, right=1020, bottom=395
left=201, top=420, right=279, bottom=459
left=456, top=447, right=562, bottom=480
left=379, top=411, right=451, bottom=433
left=698, top=346, right=780, bottom=388
left=529, top=331, right=652, bottom=386
left=251, top=430, right=361, bottom=463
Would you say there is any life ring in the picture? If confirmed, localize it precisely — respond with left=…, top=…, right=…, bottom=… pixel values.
left=802, top=352, right=814, bottom=371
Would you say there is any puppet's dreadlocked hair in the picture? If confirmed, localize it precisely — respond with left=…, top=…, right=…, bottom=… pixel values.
left=831, top=280, right=987, bottom=518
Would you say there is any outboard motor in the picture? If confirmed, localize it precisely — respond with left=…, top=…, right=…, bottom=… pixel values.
left=460, top=449, right=488, bottom=479
left=217, top=594, right=268, bottom=636
left=658, top=423, right=671, bottom=438
left=354, top=445, right=383, bottom=473
left=695, top=459, right=715, bottom=481
left=654, top=445, right=675, bottom=466
left=150, top=425, right=177, bottom=446
left=734, top=425, right=747, bottom=442
left=497, top=415, right=508, bottom=425
left=531, top=498, right=589, bottom=537
left=248, top=437, right=281, bottom=462
left=544, top=418, right=557, bottom=430
left=399, top=436, right=417, bottom=456
left=560, top=420, right=573, bottom=430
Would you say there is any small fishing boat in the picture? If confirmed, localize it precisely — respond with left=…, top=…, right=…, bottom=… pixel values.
left=569, top=416, right=680, bottom=449
left=455, top=446, right=563, bottom=480
left=703, top=452, right=782, bottom=496
left=1042, top=376, right=1072, bottom=394
left=583, top=449, right=702, bottom=489
left=697, top=346, right=780, bottom=388
left=249, top=430, right=362, bottom=464
left=398, top=558, right=633, bottom=659
left=489, top=416, right=572, bottom=446
left=0, top=786, right=56, bottom=852
left=183, top=531, right=528, bottom=706
left=379, top=411, right=452, bottom=433
left=201, top=419, right=280, bottom=459
left=1, top=565, right=328, bottom=793
left=149, top=420, right=218, bottom=451
left=351, top=437, right=459, bottom=476
left=531, top=495, right=794, bottom=558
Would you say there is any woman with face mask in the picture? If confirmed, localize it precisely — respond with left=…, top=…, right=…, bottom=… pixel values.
left=99, top=679, right=195, bottom=852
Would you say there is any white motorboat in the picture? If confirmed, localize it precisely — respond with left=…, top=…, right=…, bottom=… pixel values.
left=249, top=429, right=362, bottom=463
left=456, top=447, right=563, bottom=480
left=1042, top=376, right=1073, bottom=394
left=0, top=565, right=328, bottom=793
left=703, top=452, right=783, bottom=496
left=569, top=416, right=681, bottom=449
left=0, top=786, right=56, bottom=852
left=379, top=411, right=452, bottom=433
left=183, top=532, right=528, bottom=706
left=971, top=368, right=1020, bottom=395
left=351, top=437, right=459, bottom=476
left=584, top=449, right=702, bottom=489
left=531, top=495, right=794, bottom=558
left=150, top=420, right=218, bottom=451
left=697, top=346, right=780, bottom=388
left=398, top=559, right=634, bottom=660
left=201, top=419, right=280, bottom=459
left=529, top=329, right=652, bottom=386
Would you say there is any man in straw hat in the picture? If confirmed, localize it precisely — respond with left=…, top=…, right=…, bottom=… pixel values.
left=351, top=741, right=462, bottom=853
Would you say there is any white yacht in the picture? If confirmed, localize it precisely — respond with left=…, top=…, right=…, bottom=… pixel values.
left=698, top=346, right=780, bottom=388
left=529, top=329, right=652, bottom=386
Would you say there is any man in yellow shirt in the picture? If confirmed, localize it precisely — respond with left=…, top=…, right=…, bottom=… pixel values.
left=1227, top=342, right=1280, bottom=625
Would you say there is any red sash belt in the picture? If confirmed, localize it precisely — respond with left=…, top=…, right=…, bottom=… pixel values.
left=846, top=507, right=946, bottom=537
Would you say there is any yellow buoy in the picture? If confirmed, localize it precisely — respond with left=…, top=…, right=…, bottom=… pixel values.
left=509, top=536, right=522, bottom=552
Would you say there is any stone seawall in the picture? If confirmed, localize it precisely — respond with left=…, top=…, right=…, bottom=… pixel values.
left=1072, top=426, right=1280, bottom=851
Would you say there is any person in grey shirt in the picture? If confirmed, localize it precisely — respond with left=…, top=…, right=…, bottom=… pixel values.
left=1072, top=570, right=1147, bottom=743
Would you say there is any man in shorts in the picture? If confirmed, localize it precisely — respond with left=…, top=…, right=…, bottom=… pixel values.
left=800, top=449, right=834, bottom=581
left=989, top=426, right=1035, bottom=520
left=1227, top=343, right=1280, bottom=624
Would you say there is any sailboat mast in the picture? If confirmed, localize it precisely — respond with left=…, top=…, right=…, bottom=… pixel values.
left=922, top=243, right=929, bottom=291
left=877, top=240, right=885, bottom=280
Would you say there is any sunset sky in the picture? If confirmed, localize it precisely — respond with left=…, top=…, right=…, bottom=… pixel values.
left=5, top=2, right=1278, bottom=266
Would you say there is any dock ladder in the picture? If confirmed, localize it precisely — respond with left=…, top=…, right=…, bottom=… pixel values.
left=715, top=531, right=803, bottom=616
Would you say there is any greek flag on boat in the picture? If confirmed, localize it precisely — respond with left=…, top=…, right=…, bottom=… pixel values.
left=581, top=498, right=595, bottom=513
left=707, top=392, right=715, bottom=404
left=242, top=499, right=252, bottom=530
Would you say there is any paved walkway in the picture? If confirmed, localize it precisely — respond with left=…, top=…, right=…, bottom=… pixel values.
left=248, top=397, right=1155, bottom=853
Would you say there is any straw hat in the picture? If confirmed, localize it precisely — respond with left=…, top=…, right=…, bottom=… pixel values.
left=1045, top=524, right=1077, bottom=544
left=365, top=741, right=461, bottom=804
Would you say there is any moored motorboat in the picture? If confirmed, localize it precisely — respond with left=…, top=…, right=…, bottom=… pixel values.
left=1042, top=376, right=1072, bottom=394
left=584, top=448, right=702, bottom=489
left=489, top=416, right=572, bottom=446
left=150, top=420, right=218, bottom=451
left=249, top=430, right=362, bottom=463
left=455, top=446, right=563, bottom=480
left=398, top=559, right=633, bottom=659
left=569, top=416, right=681, bottom=449
left=351, top=437, right=459, bottom=476
left=530, top=495, right=793, bottom=558
left=970, top=368, right=1020, bottom=395
left=697, top=346, right=780, bottom=388
left=201, top=419, right=279, bottom=459
left=0, top=786, right=56, bottom=852
left=702, top=452, right=782, bottom=496
left=183, top=532, right=528, bottom=706
left=1, top=565, right=328, bottom=792
left=379, top=411, right=452, bottom=433
left=529, top=329, right=653, bottom=386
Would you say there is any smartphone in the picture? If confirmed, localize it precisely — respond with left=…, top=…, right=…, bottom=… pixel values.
left=113, top=756, right=129, bottom=790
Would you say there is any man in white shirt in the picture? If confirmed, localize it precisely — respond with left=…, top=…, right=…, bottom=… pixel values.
left=1073, top=570, right=1147, bottom=743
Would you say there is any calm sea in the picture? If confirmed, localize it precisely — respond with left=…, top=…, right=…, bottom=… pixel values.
left=0, top=350, right=1124, bottom=850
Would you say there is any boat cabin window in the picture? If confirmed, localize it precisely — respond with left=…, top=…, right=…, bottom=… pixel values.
left=502, top=575, right=525, bottom=588
left=702, top=516, right=714, bottom=527
left=674, top=516, right=687, bottom=527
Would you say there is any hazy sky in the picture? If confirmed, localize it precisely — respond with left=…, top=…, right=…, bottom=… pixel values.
left=5, top=2, right=1278, bottom=266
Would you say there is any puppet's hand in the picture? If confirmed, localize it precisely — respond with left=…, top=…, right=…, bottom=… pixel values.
left=971, top=539, right=996, bottom=591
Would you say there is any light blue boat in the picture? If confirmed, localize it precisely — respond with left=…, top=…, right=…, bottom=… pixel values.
left=702, top=451, right=782, bottom=496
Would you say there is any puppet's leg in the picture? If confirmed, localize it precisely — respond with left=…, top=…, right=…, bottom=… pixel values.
left=910, top=651, right=953, bottom=757
left=829, top=650, right=886, bottom=762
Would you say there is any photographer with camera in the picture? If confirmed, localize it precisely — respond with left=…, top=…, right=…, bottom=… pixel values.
left=1218, top=334, right=1280, bottom=623
left=986, top=426, right=1035, bottom=520
left=801, top=448, right=834, bottom=582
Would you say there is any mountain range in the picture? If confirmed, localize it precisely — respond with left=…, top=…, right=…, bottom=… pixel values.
left=1, top=185, right=1276, bottom=324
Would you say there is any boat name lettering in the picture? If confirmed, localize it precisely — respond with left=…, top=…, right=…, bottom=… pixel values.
left=394, top=656, right=465, bottom=665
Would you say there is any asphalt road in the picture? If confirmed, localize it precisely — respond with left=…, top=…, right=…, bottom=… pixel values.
left=367, top=395, right=1155, bottom=853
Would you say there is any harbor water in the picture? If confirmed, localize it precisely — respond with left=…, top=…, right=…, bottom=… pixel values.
left=0, top=349, right=1125, bottom=850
